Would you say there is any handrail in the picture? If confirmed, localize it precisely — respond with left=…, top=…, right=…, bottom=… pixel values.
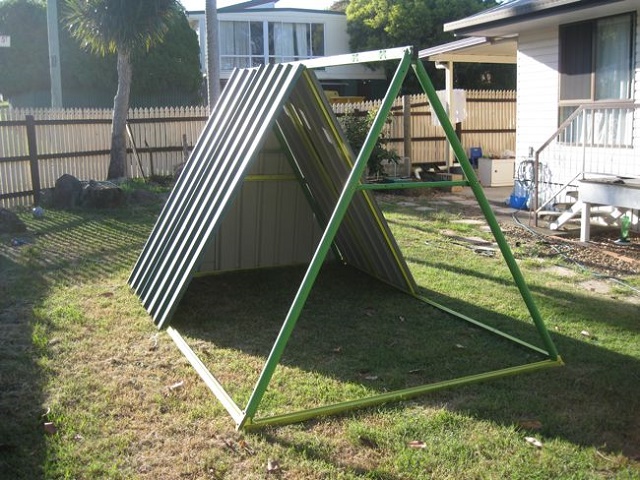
left=532, top=101, right=637, bottom=224
left=534, top=101, right=633, bottom=156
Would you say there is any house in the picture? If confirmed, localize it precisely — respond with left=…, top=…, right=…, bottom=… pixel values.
left=437, top=0, right=639, bottom=233
left=186, top=0, right=386, bottom=99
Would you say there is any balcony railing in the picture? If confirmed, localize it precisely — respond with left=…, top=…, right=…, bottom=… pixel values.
left=531, top=102, right=638, bottom=220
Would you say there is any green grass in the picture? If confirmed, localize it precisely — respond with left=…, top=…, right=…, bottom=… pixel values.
left=1, top=191, right=639, bottom=479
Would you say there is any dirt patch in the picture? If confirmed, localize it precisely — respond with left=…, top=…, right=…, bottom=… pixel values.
left=500, top=223, right=640, bottom=277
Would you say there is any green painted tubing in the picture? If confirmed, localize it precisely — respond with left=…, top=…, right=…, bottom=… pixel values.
left=359, top=180, right=469, bottom=190
left=243, top=359, right=563, bottom=429
left=414, top=294, right=552, bottom=357
left=411, top=60, right=560, bottom=361
left=166, top=326, right=245, bottom=424
left=239, top=49, right=415, bottom=429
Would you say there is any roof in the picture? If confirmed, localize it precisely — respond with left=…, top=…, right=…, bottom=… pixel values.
left=419, top=36, right=516, bottom=64
left=217, top=0, right=342, bottom=14
left=129, top=63, right=415, bottom=329
left=218, top=0, right=276, bottom=12
left=444, top=0, right=624, bottom=36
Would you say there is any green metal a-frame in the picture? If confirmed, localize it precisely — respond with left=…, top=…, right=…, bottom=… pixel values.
left=159, top=46, right=562, bottom=430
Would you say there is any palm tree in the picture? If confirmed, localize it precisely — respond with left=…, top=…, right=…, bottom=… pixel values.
left=64, top=0, right=181, bottom=179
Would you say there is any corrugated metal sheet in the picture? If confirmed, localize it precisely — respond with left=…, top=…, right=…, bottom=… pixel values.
left=198, top=131, right=326, bottom=273
left=129, top=63, right=415, bottom=328
left=274, top=71, right=416, bottom=292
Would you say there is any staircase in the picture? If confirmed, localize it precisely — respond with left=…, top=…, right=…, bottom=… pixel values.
left=528, top=102, right=638, bottom=230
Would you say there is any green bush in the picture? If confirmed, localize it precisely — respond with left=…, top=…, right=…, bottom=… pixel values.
left=338, top=108, right=399, bottom=177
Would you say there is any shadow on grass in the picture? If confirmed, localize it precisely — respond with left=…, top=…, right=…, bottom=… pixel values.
left=0, top=249, right=48, bottom=478
left=0, top=206, right=155, bottom=478
left=171, top=262, right=640, bottom=461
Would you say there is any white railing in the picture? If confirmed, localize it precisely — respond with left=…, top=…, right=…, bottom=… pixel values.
left=531, top=102, right=639, bottom=215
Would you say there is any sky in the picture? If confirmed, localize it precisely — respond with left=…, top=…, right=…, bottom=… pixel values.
left=179, top=0, right=337, bottom=12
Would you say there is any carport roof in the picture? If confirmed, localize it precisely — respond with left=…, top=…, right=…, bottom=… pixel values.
left=418, top=36, right=516, bottom=64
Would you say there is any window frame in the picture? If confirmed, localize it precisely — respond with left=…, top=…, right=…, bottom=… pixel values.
left=558, top=12, right=635, bottom=113
left=219, top=20, right=326, bottom=72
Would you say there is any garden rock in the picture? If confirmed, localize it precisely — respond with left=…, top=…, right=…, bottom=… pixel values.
left=0, top=208, right=27, bottom=234
left=53, top=174, right=82, bottom=209
left=82, top=181, right=124, bottom=209
left=127, top=188, right=161, bottom=205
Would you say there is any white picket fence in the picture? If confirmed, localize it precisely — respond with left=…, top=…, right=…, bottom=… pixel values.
left=0, top=106, right=208, bottom=208
left=333, top=90, right=516, bottom=165
left=0, top=91, right=515, bottom=208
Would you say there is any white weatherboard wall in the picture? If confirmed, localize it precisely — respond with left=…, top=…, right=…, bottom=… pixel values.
left=516, top=18, right=640, bottom=182
left=515, top=27, right=559, bottom=160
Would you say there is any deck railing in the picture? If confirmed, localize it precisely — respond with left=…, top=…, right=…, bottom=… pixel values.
left=531, top=102, right=639, bottom=217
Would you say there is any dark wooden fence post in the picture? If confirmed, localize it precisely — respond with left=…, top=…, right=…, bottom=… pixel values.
left=402, top=95, right=412, bottom=176
left=25, top=115, right=41, bottom=206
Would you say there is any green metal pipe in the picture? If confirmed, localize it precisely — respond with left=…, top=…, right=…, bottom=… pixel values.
left=166, top=326, right=244, bottom=424
left=239, top=49, right=415, bottom=429
left=414, top=294, right=554, bottom=358
left=244, top=359, right=562, bottom=429
left=358, top=180, right=469, bottom=190
left=411, top=60, right=559, bottom=361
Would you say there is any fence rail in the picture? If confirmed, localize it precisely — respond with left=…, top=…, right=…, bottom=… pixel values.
left=0, top=91, right=515, bottom=208
left=0, top=106, right=208, bottom=207
left=333, top=90, right=516, bottom=167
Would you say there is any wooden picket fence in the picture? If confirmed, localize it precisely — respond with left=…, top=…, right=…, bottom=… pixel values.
left=0, top=106, right=208, bottom=207
left=0, top=91, right=515, bottom=208
left=333, top=90, right=516, bottom=170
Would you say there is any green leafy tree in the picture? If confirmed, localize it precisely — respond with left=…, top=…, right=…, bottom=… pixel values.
left=64, top=0, right=183, bottom=179
left=0, top=0, right=202, bottom=108
left=330, top=0, right=349, bottom=12
left=345, top=0, right=514, bottom=90
left=131, top=13, right=202, bottom=105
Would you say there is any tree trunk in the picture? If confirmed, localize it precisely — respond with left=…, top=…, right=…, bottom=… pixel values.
left=205, top=0, right=221, bottom=108
left=107, top=50, right=132, bottom=180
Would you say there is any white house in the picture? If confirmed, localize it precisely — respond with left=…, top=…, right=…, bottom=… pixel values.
left=187, top=0, right=386, bottom=99
left=438, top=0, right=639, bottom=233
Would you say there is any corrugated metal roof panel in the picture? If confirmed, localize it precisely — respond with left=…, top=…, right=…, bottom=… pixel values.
left=129, top=63, right=415, bottom=328
left=130, top=64, right=306, bottom=327
left=275, top=71, right=416, bottom=292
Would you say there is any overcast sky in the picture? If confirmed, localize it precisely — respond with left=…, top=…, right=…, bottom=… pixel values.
left=179, top=0, right=337, bottom=12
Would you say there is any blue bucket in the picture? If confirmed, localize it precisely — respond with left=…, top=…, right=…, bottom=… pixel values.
left=509, top=195, right=528, bottom=210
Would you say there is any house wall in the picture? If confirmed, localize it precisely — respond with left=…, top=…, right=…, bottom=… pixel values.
left=218, top=10, right=383, bottom=82
left=516, top=12, right=640, bottom=185
left=515, top=27, right=559, bottom=160
left=188, top=9, right=385, bottom=89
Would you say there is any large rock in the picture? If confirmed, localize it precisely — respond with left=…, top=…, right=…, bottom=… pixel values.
left=53, top=174, right=82, bottom=209
left=81, top=181, right=124, bottom=209
left=0, top=208, right=27, bottom=234
left=127, top=188, right=162, bottom=206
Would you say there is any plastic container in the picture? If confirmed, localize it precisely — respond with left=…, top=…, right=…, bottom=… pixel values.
left=509, top=195, right=528, bottom=210
left=508, top=180, right=529, bottom=209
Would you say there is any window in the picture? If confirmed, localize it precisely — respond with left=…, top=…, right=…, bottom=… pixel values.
left=558, top=13, right=635, bottom=145
left=219, top=21, right=325, bottom=71
left=220, top=21, right=264, bottom=70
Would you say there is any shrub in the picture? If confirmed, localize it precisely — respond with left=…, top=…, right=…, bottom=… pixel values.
left=338, top=108, right=399, bottom=177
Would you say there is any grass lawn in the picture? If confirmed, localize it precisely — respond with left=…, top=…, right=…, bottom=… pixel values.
left=1, top=189, right=639, bottom=479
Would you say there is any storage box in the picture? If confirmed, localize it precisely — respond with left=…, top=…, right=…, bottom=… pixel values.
left=477, top=158, right=515, bottom=187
